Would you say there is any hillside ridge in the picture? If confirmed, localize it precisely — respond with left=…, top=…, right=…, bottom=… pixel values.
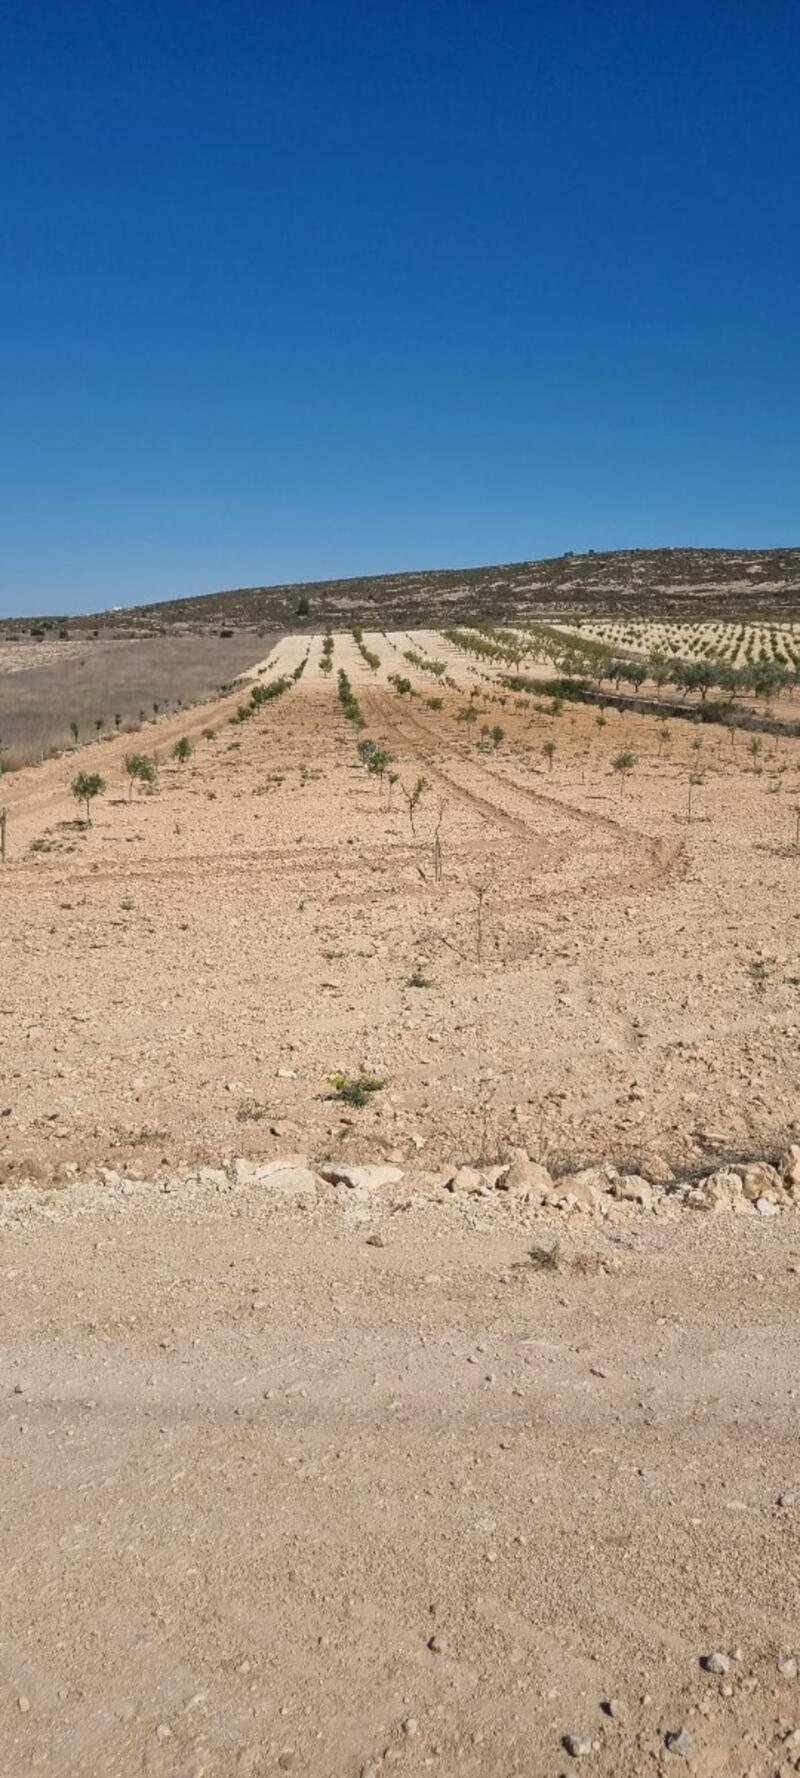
left=3, top=543, right=800, bottom=635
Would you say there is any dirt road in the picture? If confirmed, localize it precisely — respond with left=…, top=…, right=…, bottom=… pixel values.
left=2, top=1175, right=800, bottom=1777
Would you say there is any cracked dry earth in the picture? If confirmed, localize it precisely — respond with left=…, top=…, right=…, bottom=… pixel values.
left=2, top=629, right=800, bottom=1776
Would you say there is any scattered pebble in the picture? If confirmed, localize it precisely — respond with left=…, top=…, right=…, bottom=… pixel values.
left=401, top=1718, right=418, bottom=1737
left=778, top=1655, right=798, bottom=1679
left=665, top=1727, right=693, bottom=1756
left=427, top=1634, right=443, bottom=1654
left=18, top=1696, right=30, bottom=1714
left=563, top=1733, right=592, bottom=1758
left=702, top=1651, right=730, bottom=1674
left=603, top=1698, right=627, bottom=1719
left=155, top=1723, right=172, bottom=1741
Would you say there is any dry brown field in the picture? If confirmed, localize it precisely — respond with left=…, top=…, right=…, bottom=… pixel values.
left=0, top=630, right=269, bottom=767
left=2, top=627, right=800, bottom=1777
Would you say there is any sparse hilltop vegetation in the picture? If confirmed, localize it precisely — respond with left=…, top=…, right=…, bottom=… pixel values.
left=2, top=544, right=799, bottom=639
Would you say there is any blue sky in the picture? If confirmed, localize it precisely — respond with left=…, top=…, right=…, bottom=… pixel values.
left=1, top=0, right=798, bottom=617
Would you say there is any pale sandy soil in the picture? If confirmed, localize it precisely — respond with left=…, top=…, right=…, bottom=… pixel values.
left=1, top=628, right=798, bottom=1183
left=2, top=630, right=800, bottom=1775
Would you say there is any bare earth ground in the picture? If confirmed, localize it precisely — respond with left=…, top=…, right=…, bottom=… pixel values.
left=2, top=630, right=800, bottom=1776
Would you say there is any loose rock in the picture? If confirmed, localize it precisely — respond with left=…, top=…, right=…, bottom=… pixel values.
left=563, top=1733, right=592, bottom=1758
left=612, top=1173, right=654, bottom=1209
left=251, top=1160, right=319, bottom=1210
left=321, top=1162, right=403, bottom=1194
left=500, top=1152, right=553, bottom=1195
left=665, top=1727, right=693, bottom=1756
left=702, top=1651, right=730, bottom=1674
left=445, top=1165, right=487, bottom=1195
left=740, top=1161, right=783, bottom=1202
left=548, top=1169, right=608, bottom=1213
left=689, top=1170, right=744, bottom=1212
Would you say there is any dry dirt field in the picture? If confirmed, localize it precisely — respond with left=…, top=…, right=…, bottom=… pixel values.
left=0, top=631, right=268, bottom=767
left=2, top=628, right=800, bottom=1777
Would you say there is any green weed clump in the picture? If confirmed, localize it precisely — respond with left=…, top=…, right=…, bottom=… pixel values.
left=327, top=1071, right=387, bottom=1108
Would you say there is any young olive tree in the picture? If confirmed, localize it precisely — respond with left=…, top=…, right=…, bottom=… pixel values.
left=612, top=749, right=636, bottom=795
left=403, top=775, right=428, bottom=834
left=173, top=736, right=193, bottom=765
left=71, top=771, right=106, bottom=825
left=124, top=752, right=157, bottom=800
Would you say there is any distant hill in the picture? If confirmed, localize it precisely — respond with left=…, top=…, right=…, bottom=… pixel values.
left=3, top=546, right=799, bottom=637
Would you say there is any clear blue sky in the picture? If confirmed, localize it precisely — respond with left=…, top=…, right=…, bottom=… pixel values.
left=1, top=0, right=798, bottom=617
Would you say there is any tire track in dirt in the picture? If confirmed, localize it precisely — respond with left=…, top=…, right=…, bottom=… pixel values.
left=359, top=688, right=534, bottom=838
left=385, top=694, right=687, bottom=896
left=3, top=841, right=436, bottom=888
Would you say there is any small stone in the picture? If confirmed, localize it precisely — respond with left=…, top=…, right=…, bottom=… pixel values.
left=18, top=1696, right=30, bottom=1714
left=604, top=1698, right=627, bottom=1719
left=277, top=1754, right=295, bottom=1772
left=689, top=1170, right=743, bottom=1211
left=251, top=1161, right=319, bottom=1210
left=445, top=1165, right=486, bottom=1195
left=360, top=1766, right=379, bottom=1778
left=401, top=1718, right=418, bottom=1736
left=500, top=1154, right=553, bottom=1195
left=548, top=1167, right=609, bottom=1212
left=665, top=1727, right=693, bottom=1756
left=740, top=1161, right=783, bottom=1201
left=321, top=1162, right=403, bottom=1194
left=155, top=1723, right=172, bottom=1741
left=563, top=1733, right=592, bottom=1757
left=366, top=1232, right=386, bottom=1248
left=778, top=1655, right=798, bottom=1679
left=756, top=1197, right=780, bottom=1218
left=427, top=1634, right=443, bottom=1653
left=702, top=1652, right=730, bottom=1674
left=640, top=1153, right=675, bottom=1184
left=778, top=1492, right=799, bottom=1508
left=13, top=1383, right=23, bottom=1395
left=613, top=1173, right=654, bottom=1209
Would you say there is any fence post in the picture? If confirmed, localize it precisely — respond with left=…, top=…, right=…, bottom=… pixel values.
left=0, top=807, right=6, bottom=863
